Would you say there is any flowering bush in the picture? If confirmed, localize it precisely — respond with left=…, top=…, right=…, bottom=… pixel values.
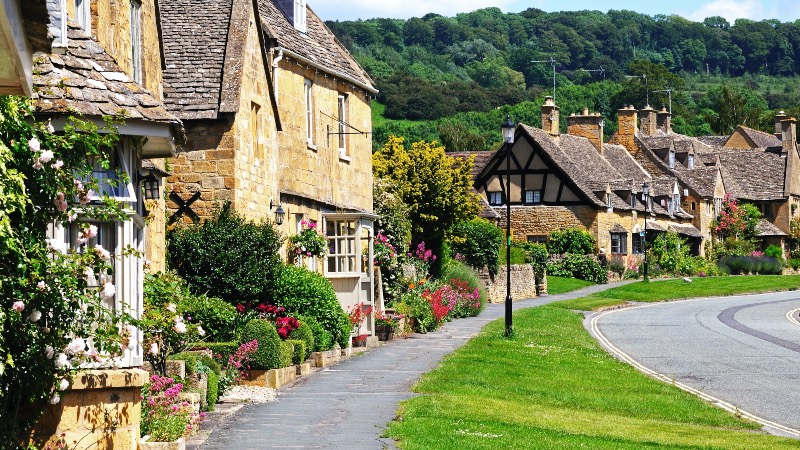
left=141, top=375, right=205, bottom=442
left=0, top=96, right=134, bottom=444
left=422, top=287, right=455, bottom=323
left=373, top=232, right=404, bottom=303
left=288, top=220, right=328, bottom=261
left=406, top=241, right=437, bottom=285
left=712, top=194, right=761, bottom=241
left=348, top=302, right=373, bottom=336
left=215, top=340, right=258, bottom=396
left=445, top=278, right=482, bottom=319
left=374, top=311, right=401, bottom=330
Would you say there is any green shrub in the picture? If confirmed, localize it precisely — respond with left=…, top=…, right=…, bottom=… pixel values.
left=206, top=371, right=219, bottom=412
left=498, top=243, right=528, bottom=265
left=650, top=232, right=697, bottom=276
left=273, top=266, right=351, bottom=348
left=547, top=254, right=608, bottom=284
left=790, top=258, right=800, bottom=270
left=607, top=256, right=625, bottom=276
left=548, top=229, right=595, bottom=255
left=201, top=342, right=238, bottom=364
left=198, top=354, right=222, bottom=375
left=168, top=352, right=199, bottom=375
left=450, top=219, right=503, bottom=276
left=400, top=290, right=437, bottom=333
left=298, top=315, right=333, bottom=352
left=521, top=242, right=548, bottom=276
left=765, top=244, right=783, bottom=260
left=279, top=341, right=294, bottom=368
left=288, top=321, right=315, bottom=360
left=718, top=256, right=783, bottom=275
left=168, top=203, right=283, bottom=303
left=178, top=294, right=237, bottom=342
left=241, top=319, right=281, bottom=370
left=286, top=339, right=306, bottom=365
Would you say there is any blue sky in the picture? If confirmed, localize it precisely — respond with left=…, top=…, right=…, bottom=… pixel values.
left=313, top=0, right=800, bottom=23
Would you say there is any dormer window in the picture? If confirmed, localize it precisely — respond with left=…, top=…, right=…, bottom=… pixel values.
left=687, top=154, right=694, bottom=169
left=294, top=0, right=307, bottom=32
left=668, top=150, right=675, bottom=169
left=631, top=195, right=637, bottom=209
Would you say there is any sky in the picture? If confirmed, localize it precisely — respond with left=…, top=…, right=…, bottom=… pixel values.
left=312, top=0, right=800, bottom=24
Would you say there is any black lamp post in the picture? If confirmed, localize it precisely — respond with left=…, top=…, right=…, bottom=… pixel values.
left=501, top=115, right=515, bottom=337
left=641, top=181, right=650, bottom=282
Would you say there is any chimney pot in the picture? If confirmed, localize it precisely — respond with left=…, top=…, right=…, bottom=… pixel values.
left=582, top=108, right=589, bottom=116
left=541, top=97, right=560, bottom=136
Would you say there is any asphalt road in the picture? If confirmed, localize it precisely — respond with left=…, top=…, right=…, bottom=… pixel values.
left=591, top=291, right=800, bottom=437
left=198, top=282, right=634, bottom=449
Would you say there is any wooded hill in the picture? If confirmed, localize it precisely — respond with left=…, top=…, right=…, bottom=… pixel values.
left=325, top=8, right=800, bottom=150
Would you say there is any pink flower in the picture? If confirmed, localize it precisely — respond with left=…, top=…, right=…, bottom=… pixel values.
left=173, top=322, right=187, bottom=334
left=149, top=343, right=159, bottom=355
left=12, top=301, right=25, bottom=312
left=38, top=149, right=54, bottom=163
left=32, top=161, right=43, bottom=170
left=54, top=192, right=68, bottom=212
left=52, top=159, right=64, bottom=170
left=94, top=245, right=111, bottom=261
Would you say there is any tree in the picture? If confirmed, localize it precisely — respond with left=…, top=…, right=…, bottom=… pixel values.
left=373, top=136, right=481, bottom=272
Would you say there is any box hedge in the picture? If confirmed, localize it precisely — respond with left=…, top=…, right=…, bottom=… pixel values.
left=279, top=341, right=294, bottom=368
left=288, top=321, right=315, bottom=360
left=286, top=339, right=306, bottom=365
left=206, top=370, right=219, bottom=412
left=241, top=319, right=281, bottom=370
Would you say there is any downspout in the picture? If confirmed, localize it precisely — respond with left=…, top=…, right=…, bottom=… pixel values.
left=272, top=48, right=283, bottom=104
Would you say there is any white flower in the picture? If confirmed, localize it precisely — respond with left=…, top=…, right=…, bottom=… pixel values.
left=101, top=282, right=115, bottom=300
left=28, top=137, right=40, bottom=152
left=49, top=394, right=61, bottom=405
left=66, top=338, right=84, bottom=355
left=94, top=245, right=111, bottom=261
left=45, top=345, right=54, bottom=359
left=38, top=149, right=54, bottom=163
left=58, top=379, right=69, bottom=391
left=197, top=326, right=206, bottom=337
left=67, top=210, right=77, bottom=222
left=28, top=309, right=42, bottom=322
left=52, top=159, right=64, bottom=170
left=149, top=343, right=158, bottom=355
left=37, top=281, right=47, bottom=291
left=46, top=119, right=55, bottom=134
left=83, top=267, right=94, bottom=281
left=54, top=353, right=69, bottom=369
left=167, top=303, right=177, bottom=313
left=32, top=161, right=43, bottom=170
left=173, top=322, right=187, bottom=334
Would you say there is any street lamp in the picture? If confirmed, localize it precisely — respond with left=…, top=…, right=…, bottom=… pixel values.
left=501, top=115, right=515, bottom=337
left=641, top=181, right=650, bottom=282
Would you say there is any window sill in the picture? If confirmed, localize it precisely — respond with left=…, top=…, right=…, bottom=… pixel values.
left=338, top=152, right=351, bottom=163
left=324, top=272, right=362, bottom=279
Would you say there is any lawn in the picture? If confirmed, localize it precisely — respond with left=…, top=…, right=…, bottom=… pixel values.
left=385, top=276, right=800, bottom=449
left=545, top=275, right=595, bottom=294
left=555, top=275, right=800, bottom=311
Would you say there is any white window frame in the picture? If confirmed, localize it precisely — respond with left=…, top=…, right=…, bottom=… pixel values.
left=338, top=94, right=348, bottom=158
left=325, top=219, right=358, bottom=274
left=305, top=79, right=315, bottom=148
left=610, top=232, right=627, bottom=255
left=130, top=0, right=142, bottom=83
left=74, top=0, right=91, bottom=34
left=293, top=0, right=307, bottom=32
left=687, top=154, right=694, bottom=169
left=668, top=150, right=675, bottom=169
left=87, top=144, right=137, bottom=204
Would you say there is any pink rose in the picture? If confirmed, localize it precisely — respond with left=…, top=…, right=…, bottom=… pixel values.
left=12, top=301, right=24, bottom=312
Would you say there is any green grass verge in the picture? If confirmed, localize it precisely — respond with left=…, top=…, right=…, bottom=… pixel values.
left=554, top=275, right=800, bottom=311
left=545, top=276, right=595, bottom=295
left=385, top=277, right=800, bottom=449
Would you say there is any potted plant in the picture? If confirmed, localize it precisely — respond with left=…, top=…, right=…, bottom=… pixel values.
left=288, top=220, right=328, bottom=263
left=374, top=312, right=400, bottom=341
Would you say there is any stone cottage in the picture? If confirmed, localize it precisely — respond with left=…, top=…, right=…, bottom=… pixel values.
left=160, top=0, right=380, bottom=330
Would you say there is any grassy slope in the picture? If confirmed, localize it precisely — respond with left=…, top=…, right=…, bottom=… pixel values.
left=385, top=276, right=800, bottom=449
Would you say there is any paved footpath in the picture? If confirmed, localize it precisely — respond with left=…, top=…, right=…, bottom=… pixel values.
left=197, top=282, right=633, bottom=450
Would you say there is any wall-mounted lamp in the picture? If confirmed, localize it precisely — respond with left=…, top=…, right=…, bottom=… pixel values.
left=271, top=200, right=285, bottom=225
left=140, top=171, right=161, bottom=200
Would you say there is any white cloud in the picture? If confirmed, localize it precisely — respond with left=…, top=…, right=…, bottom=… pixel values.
left=314, top=0, right=518, bottom=21
left=686, top=0, right=774, bottom=23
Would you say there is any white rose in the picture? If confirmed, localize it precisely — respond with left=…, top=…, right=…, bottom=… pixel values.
left=101, top=282, right=115, bottom=300
left=58, top=379, right=70, bottom=391
left=66, top=337, right=84, bottom=355
left=45, top=345, right=54, bottom=359
left=28, top=137, right=40, bottom=152
left=94, top=245, right=111, bottom=261
left=38, top=149, right=54, bottom=163
left=49, top=394, right=61, bottom=405
left=197, top=326, right=206, bottom=336
left=28, top=309, right=42, bottom=322
left=46, top=119, right=55, bottom=134
left=173, top=322, right=187, bottom=334
left=54, top=353, right=69, bottom=369
left=149, top=343, right=158, bottom=355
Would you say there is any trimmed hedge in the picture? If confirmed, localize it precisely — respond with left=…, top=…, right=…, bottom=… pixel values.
left=288, top=321, right=315, bottom=360
left=279, top=341, right=294, bottom=368
left=201, top=342, right=239, bottom=364
left=547, top=253, right=608, bottom=284
left=206, top=371, right=219, bottom=412
left=168, top=352, right=199, bottom=375
left=299, top=315, right=334, bottom=352
left=273, top=266, right=351, bottom=349
left=286, top=339, right=306, bottom=365
left=241, top=319, right=281, bottom=370
left=178, top=294, right=237, bottom=342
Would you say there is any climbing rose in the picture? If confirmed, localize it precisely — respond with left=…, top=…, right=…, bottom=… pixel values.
left=101, top=282, right=116, bottom=300
left=38, top=149, right=54, bottom=163
left=12, top=301, right=24, bottom=312
left=58, top=379, right=70, bottom=391
left=49, top=394, right=60, bottom=405
left=28, top=137, right=40, bottom=152
left=28, top=309, right=42, bottom=322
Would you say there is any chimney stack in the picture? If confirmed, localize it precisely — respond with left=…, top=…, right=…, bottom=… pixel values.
left=776, top=110, right=789, bottom=139
left=639, top=105, right=657, bottom=136
left=541, top=96, right=560, bottom=136
left=567, top=108, right=605, bottom=153
left=782, top=117, right=797, bottom=154
left=609, top=105, right=639, bottom=153
left=657, top=106, right=672, bottom=134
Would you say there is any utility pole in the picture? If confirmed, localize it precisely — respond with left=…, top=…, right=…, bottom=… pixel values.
left=652, top=89, right=673, bottom=114
left=532, top=58, right=558, bottom=102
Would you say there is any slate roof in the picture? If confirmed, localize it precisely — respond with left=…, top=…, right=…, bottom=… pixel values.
left=257, top=0, right=375, bottom=92
left=728, top=126, right=782, bottom=149
left=673, top=167, right=718, bottom=198
left=160, top=0, right=235, bottom=119
left=609, top=223, right=628, bottom=233
left=32, top=23, right=180, bottom=125
left=717, top=149, right=785, bottom=200
left=604, top=144, right=649, bottom=184
left=696, top=136, right=728, bottom=147
left=755, top=218, right=787, bottom=236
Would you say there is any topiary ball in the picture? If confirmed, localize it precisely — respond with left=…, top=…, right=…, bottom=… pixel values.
left=240, top=319, right=281, bottom=370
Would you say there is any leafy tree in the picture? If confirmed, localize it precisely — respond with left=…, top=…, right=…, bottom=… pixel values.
left=450, top=219, right=503, bottom=277
left=438, top=122, right=486, bottom=152
left=403, top=17, right=434, bottom=48
left=548, top=228, right=596, bottom=255
left=700, top=85, right=768, bottom=134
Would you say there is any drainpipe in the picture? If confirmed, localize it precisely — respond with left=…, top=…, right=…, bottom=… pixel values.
left=272, top=49, right=284, bottom=103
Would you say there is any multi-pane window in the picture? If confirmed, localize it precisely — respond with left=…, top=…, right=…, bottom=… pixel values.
left=293, top=0, right=306, bottom=32
left=610, top=232, right=627, bottom=255
left=673, top=193, right=680, bottom=214
left=488, top=191, right=503, bottom=206
left=713, top=197, right=722, bottom=217
left=326, top=219, right=357, bottom=273
left=304, top=79, right=314, bottom=146
left=87, top=147, right=136, bottom=202
left=74, top=0, right=91, bottom=33
left=338, top=94, right=348, bottom=157
left=130, top=0, right=142, bottom=83
left=524, top=189, right=541, bottom=204
left=632, top=232, right=644, bottom=254
left=687, top=154, right=695, bottom=169
left=606, top=193, right=613, bottom=210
